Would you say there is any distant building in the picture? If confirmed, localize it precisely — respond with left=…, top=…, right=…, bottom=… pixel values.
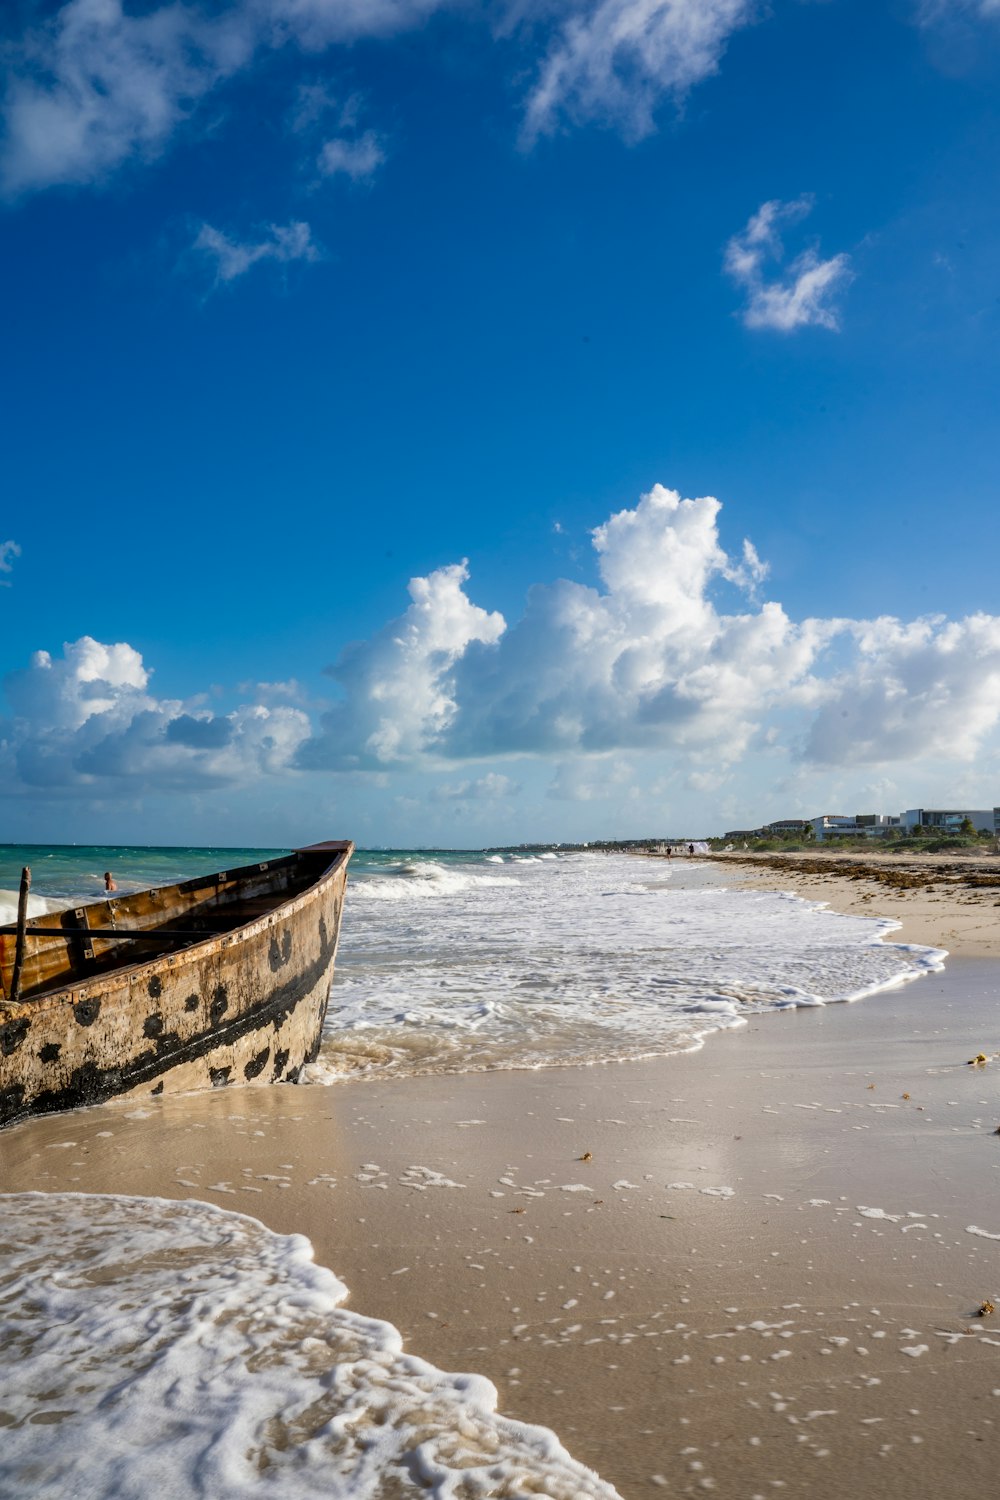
left=722, top=819, right=811, bottom=841
left=726, top=804, right=1000, bottom=846
left=811, top=813, right=901, bottom=842
left=811, top=815, right=849, bottom=842
left=903, top=808, right=1000, bottom=834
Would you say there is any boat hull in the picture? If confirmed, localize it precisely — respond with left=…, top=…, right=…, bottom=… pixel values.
left=0, top=846, right=351, bottom=1128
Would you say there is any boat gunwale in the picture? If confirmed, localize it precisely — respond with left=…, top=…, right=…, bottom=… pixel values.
left=0, top=843, right=354, bottom=1007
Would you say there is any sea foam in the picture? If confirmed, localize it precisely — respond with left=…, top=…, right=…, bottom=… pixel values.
left=0, top=1191, right=621, bottom=1500
left=0, top=889, right=63, bottom=925
left=312, top=852, right=946, bottom=1081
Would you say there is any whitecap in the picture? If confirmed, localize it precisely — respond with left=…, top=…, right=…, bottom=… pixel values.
left=323, top=851, right=947, bottom=1081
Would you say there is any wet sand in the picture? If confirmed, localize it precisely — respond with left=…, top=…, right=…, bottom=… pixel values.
left=2, top=863, right=1000, bottom=1497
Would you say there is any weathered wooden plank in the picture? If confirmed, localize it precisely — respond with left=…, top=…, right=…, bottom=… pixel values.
left=2, top=928, right=241, bottom=940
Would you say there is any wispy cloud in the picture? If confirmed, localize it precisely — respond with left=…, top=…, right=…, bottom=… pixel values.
left=318, top=129, right=386, bottom=181
left=1, top=1, right=766, bottom=198
left=916, top=1, right=1000, bottom=23
left=0, top=540, right=21, bottom=586
left=724, top=196, right=853, bottom=332
left=522, top=0, right=758, bottom=144
left=0, top=0, right=441, bottom=198
left=264, top=0, right=449, bottom=49
left=0, top=0, right=256, bottom=197
left=548, top=759, right=634, bottom=802
left=237, top=678, right=309, bottom=704
left=432, top=772, right=521, bottom=801
left=192, top=220, right=322, bottom=284
left=287, top=80, right=345, bottom=135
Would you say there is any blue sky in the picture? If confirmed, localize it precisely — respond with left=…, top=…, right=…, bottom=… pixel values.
left=3, top=0, right=1000, bottom=848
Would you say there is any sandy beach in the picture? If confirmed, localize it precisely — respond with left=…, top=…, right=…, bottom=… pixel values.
left=3, top=856, right=1000, bottom=1497
left=707, top=846, right=1000, bottom=957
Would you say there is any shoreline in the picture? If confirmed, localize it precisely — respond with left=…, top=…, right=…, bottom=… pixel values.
left=3, top=861, right=1000, bottom=1495
left=701, top=848, right=1000, bottom=957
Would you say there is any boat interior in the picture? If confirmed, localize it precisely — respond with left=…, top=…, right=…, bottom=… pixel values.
left=0, top=846, right=346, bottom=1003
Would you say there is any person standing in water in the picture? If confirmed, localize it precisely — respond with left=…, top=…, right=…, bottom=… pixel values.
left=104, top=871, right=117, bottom=892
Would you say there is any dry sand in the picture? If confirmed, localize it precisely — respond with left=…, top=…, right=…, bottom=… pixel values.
left=3, top=859, right=1000, bottom=1498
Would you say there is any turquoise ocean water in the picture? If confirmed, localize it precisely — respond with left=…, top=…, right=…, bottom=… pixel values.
left=1, top=840, right=946, bottom=1078
left=0, top=843, right=476, bottom=911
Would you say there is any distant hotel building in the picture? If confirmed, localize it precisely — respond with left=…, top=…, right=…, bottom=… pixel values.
left=902, top=808, right=1000, bottom=834
left=724, top=807, right=1000, bottom=843
left=811, top=813, right=901, bottom=841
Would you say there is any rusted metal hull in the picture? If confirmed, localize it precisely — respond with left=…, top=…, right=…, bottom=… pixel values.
left=0, top=842, right=353, bottom=1128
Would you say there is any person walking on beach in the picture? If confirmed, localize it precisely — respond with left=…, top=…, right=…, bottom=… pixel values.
left=104, top=871, right=117, bottom=892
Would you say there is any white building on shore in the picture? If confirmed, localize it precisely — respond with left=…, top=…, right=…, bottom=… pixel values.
left=811, top=813, right=902, bottom=842
left=902, top=808, right=1000, bottom=834
left=725, top=805, right=1000, bottom=844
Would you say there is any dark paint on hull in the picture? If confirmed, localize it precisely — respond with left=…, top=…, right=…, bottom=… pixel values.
left=0, top=844, right=352, bottom=1128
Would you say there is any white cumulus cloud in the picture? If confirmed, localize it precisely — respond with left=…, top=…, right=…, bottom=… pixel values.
left=300, top=482, right=1000, bottom=784
left=446, top=485, right=827, bottom=760
left=1, top=635, right=310, bottom=796
left=8, top=486, right=1000, bottom=813
left=304, top=485, right=830, bottom=771
left=300, top=560, right=506, bottom=770
left=803, top=613, right=1000, bottom=766
left=725, top=196, right=852, bottom=332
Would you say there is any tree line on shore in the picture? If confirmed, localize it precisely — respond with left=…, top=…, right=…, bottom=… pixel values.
left=538, top=823, right=999, bottom=857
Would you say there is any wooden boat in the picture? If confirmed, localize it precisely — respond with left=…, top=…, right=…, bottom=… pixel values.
left=0, top=841, right=353, bottom=1128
